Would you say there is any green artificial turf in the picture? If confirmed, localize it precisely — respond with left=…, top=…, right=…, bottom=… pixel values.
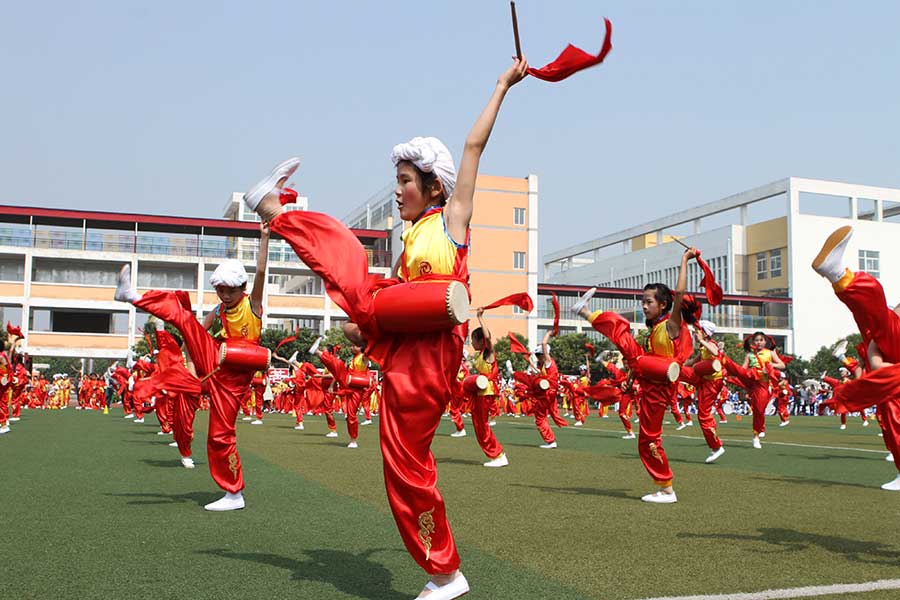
left=1, top=409, right=898, bottom=600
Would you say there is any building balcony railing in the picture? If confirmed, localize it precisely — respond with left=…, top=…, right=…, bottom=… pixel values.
left=538, top=309, right=792, bottom=330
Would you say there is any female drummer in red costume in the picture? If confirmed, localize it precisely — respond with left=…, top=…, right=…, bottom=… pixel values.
left=470, top=307, right=508, bottom=467
left=573, top=248, right=698, bottom=503
left=686, top=320, right=726, bottom=463
left=243, top=58, right=528, bottom=599
left=114, top=223, right=270, bottom=511
left=723, top=331, right=785, bottom=449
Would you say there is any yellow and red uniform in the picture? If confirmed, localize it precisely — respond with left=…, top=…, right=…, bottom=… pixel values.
left=469, top=351, right=504, bottom=459
left=695, top=344, right=724, bottom=451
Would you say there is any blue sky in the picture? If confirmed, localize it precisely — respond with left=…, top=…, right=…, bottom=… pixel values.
left=3, top=1, right=899, bottom=257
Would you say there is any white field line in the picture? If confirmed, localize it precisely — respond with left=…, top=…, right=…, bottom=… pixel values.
left=638, top=578, right=900, bottom=600
left=499, top=420, right=888, bottom=455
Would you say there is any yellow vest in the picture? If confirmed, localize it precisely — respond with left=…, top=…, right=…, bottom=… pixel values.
left=219, top=295, right=261, bottom=343
left=473, top=351, right=496, bottom=396
left=700, top=345, right=723, bottom=381
left=648, top=320, right=675, bottom=358
left=400, top=210, right=460, bottom=281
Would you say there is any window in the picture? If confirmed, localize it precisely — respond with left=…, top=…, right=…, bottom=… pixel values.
left=756, top=253, right=767, bottom=280
left=514, top=207, right=526, bottom=225
left=512, top=305, right=524, bottom=314
left=137, top=263, right=197, bottom=289
left=32, top=258, right=121, bottom=286
left=0, top=256, right=24, bottom=281
left=513, top=251, right=526, bottom=270
left=770, top=249, right=782, bottom=278
left=859, top=250, right=880, bottom=278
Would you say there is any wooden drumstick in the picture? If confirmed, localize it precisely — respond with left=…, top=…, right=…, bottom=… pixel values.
left=510, top=1, right=522, bottom=59
left=199, top=367, right=220, bottom=384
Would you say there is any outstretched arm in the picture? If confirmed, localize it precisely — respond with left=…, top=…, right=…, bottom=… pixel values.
left=667, top=248, right=696, bottom=339
left=476, top=308, right=494, bottom=362
left=250, top=222, right=269, bottom=315
left=444, top=58, right=528, bottom=242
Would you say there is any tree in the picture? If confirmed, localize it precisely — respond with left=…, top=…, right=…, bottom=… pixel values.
left=131, top=317, right=182, bottom=356
left=551, top=333, right=614, bottom=376
left=492, top=333, right=530, bottom=373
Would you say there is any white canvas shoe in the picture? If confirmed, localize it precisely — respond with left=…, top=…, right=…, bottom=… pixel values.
left=759, top=431, right=766, bottom=438
left=347, top=441, right=358, bottom=449
left=124, top=413, right=134, bottom=419
left=483, top=453, right=509, bottom=468
left=243, top=157, right=300, bottom=211
left=294, top=424, right=305, bottom=430
left=705, top=447, right=725, bottom=463
left=887, top=453, right=895, bottom=463
left=325, top=431, right=338, bottom=438
left=360, top=419, right=372, bottom=425
left=181, top=457, right=195, bottom=469
left=416, top=572, right=469, bottom=600
left=752, top=436, right=762, bottom=449
left=114, top=264, right=140, bottom=303
left=450, top=429, right=467, bottom=438
left=488, top=420, right=497, bottom=427
left=204, top=492, right=245, bottom=511
left=622, top=432, right=636, bottom=439
left=840, top=424, right=847, bottom=430
left=641, top=491, right=677, bottom=504
left=676, top=423, right=687, bottom=431
left=9, top=417, right=20, bottom=422
left=686, top=421, right=694, bottom=427
left=134, top=418, right=144, bottom=424
left=157, top=431, right=168, bottom=436
left=880, top=475, right=900, bottom=491
left=539, top=441, right=557, bottom=449
left=168, top=441, right=179, bottom=447
left=571, top=287, right=596, bottom=315
left=863, top=420, right=869, bottom=427
left=251, top=419, right=263, bottom=425
left=779, top=420, right=791, bottom=427
left=0, top=425, right=10, bottom=435
left=811, top=225, right=853, bottom=283
left=242, top=416, right=253, bottom=421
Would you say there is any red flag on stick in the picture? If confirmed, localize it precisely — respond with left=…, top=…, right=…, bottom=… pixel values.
left=551, top=293, right=560, bottom=337
left=482, top=292, right=534, bottom=312
left=584, top=343, right=595, bottom=357
left=527, top=18, right=613, bottom=83
left=508, top=333, right=530, bottom=355
left=276, top=328, right=302, bottom=351
left=695, top=252, right=724, bottom=306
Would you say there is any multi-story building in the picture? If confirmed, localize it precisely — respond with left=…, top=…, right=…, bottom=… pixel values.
left=542, top=177, right=900, bottom=357
left=0, top=204, right=390, bottom=362
left=345, top=173, right=539, bottom=343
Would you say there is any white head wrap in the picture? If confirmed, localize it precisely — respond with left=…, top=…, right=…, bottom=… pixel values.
left=698, top=320, right=717, bottom=337
left=209, top=259, right=248, bottom=288
left=391, top=136, right=457, bottom=201
left=533, top=345, right=549, bottom=355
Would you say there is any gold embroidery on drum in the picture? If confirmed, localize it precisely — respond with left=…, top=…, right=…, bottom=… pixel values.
left=648, top=442, right=662, bottom=462
left=418, top=507, right=436, bottom=561
left=228, top=453, right=240, bottom=480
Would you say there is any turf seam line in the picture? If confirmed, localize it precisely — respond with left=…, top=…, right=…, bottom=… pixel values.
left=637, top=578, right=900, bottom=600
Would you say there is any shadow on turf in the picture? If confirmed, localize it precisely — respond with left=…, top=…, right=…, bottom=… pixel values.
left=510, top=483, right=634, bottom=501
left=679, top=528, right=900, bottom=566
left=140, top=458, right=194, bottom=469
left=199, top=548, right=408, bottom=599
left=749, top=473, right=873, bottom=491
left=105, top=491, right=219, bottom=507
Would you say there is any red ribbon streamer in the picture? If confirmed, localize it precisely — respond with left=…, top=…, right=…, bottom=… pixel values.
left=481, top=292, right=534, bottom=312
left=584, top=343, right=595, bottom=357
left=508, top=333, right=530, bottom=355
left=6, top=321, right=23, bottom=339
left=527, top=18, right=613, bottom=83
left=695, top=253, right=724, bottom=306
left=551, top=293, right=560, bottom=337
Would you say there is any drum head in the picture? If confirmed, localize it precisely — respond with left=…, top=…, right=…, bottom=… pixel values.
left=722, top=401, right=734, bottom=415
left=711, top=359, right=722, bottom=373
left=666, top=362, right=681, bottom=383
left=446, top=281, right=470, bottom=325
left=475, top=374, right=489, bottom=390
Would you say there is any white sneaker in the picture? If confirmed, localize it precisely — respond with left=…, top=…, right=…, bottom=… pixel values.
left=811, top=225, right=853, bottom=283
left=752, top=436, right=762, bottom=449
left=705, top=447, right=726, bottom=463
left=488, top=420, right=497, bottom=427
left=881, top=475, right=900, bottom=491
left=417, top=571, right=469, bottom=600
left=242, top=416, right=253, bottom=421
left=573, top=421, right=583, bottom=427
left=294, top=424, right=305, bottom=430
left=181, top=457, right=195, bottom=469
left=759, top=431, right=766, bottom=438
left=719, top=419, right=728, bottom=424
left=887, top=453, right=895, bottom=463
left=251, top=419, right=263, bottom=425
left=571, top=287, right=596, bottom=315
left=622, top=432, right=636, bottom=439
left=676, top=423, right=687, bottom=431
left=325, top=431, right=338, bottom=438
left=360, top=419, right=372, bottom=425
left=157, top=431, right=168, bottom=435
left=204, top=491, right=245, bottom=511
left=641, top=490, right=677, bottom=504
left=863, top=420, right=869, bottom=427
left=168, top=441, right=179, bottom=447
left=347, top=441, right=358, bottom=449
left=0, top=425, right=9, bottom=435
left=9, top=417, right=20, bottom=422
left=124, top=413, right=134, bottom=419
left=779, top=420, right=791, bottom=427
left=243, top=157, right=301, bottom=211
left=483, top=453, right=509, bottom=468
left=114, top=264, right=140, bottom=303
left=540, top=441, right=558, bottom=449
left=450, top=429, right=467, bottom=438
left=686, top=421, right=693, bottom=427
left=134, top=418, right=144, bottom=424
left=840, top=424, right=847, bottom=430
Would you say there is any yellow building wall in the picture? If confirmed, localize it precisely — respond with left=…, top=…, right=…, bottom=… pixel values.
left=745, top=217, right=788, bottom=295
left=137, top=289, right=198, bottom=304
left=0, top=282, right=24, bottom=296
left=29, top=333, right=130, bottom=350
left=267, top=295, right=326, bottom=310
left=31, top=284, right=116, bottom=301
